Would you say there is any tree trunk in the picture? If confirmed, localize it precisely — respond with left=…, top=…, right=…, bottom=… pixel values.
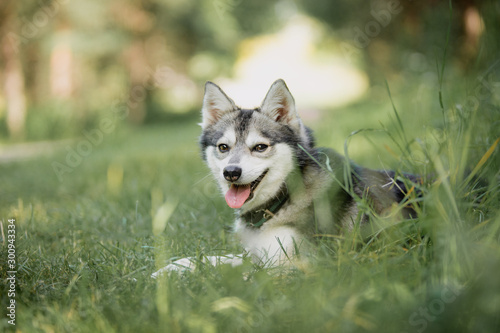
left=1, top=3, right=27, bottom=140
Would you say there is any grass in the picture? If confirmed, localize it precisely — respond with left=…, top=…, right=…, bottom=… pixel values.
left=1, top=72, right=500, bottom=333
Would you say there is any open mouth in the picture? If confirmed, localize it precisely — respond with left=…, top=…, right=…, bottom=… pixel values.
left=224, top=170, right=268, bottom=209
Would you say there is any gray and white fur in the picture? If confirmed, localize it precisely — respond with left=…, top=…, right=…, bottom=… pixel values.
left=152, top=79, right=418, bottom=277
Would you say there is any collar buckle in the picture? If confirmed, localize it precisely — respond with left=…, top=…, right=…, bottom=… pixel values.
left=261, top=209, right=275, bottom=220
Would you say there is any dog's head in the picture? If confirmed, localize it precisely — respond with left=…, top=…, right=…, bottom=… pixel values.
left=199, top=79, right=314, bottom=211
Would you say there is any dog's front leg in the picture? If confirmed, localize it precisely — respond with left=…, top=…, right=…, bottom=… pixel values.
left=151, top=254, right=243, bottom=278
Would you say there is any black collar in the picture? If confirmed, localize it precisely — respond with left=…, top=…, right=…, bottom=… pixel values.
left=240, top=187, right=289, bottom=228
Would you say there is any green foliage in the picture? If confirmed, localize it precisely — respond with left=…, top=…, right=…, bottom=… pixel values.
left=2, top=0, right=499, bottom=141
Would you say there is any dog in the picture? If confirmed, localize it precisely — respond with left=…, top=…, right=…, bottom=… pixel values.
left=152, top=79, right=419, bottom=277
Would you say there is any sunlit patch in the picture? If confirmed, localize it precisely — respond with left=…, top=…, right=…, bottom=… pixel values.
left=213, top=15, right=369, bottom=114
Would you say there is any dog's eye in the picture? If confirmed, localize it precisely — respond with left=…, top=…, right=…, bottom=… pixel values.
left=253, top=144, right=268, bottom=152
left=218, top=144, right=230, bottom=153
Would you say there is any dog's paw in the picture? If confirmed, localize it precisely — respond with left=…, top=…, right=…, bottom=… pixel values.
left=151, top=254, right=244, bottom=278
left=151, top=258, right=196, bottom=278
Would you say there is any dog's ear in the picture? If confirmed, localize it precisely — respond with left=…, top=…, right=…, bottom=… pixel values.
left=260, top=79, right=300, bottom=129
left=201, top=82, right=237, bottom=128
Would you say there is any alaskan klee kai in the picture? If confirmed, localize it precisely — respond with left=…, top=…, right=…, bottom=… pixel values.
left=152, top=79, right=418, bottom=277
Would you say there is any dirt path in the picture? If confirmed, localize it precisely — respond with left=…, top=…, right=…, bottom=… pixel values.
left=0, top=140, right=72, bottom=163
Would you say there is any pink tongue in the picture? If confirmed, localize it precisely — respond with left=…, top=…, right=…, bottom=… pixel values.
left=225, top=184, right=251, bottom=209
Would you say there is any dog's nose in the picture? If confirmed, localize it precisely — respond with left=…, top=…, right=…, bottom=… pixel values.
left=223, top=165, right=242, bottom=182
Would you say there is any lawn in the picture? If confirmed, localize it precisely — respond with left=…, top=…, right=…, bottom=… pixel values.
left=1, top=75, right=500, bottom=332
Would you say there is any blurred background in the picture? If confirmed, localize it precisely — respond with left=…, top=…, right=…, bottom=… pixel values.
left=0, top=0, right=498, bottom=144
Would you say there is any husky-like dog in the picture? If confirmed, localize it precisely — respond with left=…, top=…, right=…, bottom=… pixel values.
left=152, top=79, right=418, bottom=277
